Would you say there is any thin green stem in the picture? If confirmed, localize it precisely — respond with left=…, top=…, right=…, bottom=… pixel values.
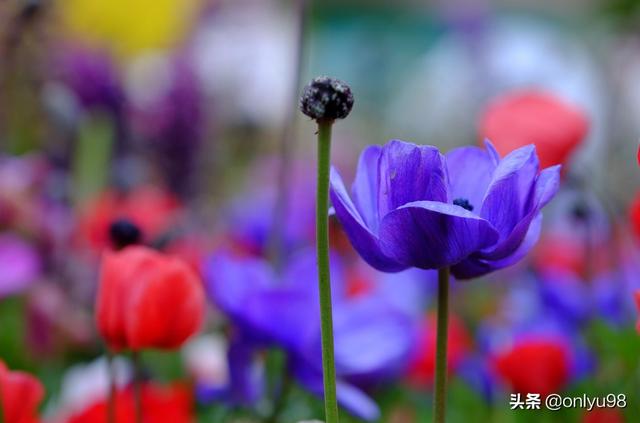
left=106, top=350, right=116, bottom=423
left=132, top=351, right=143, bottom=423
left=434, top=266, right=450, bottom=423
left=316, top=120, right=339, bottom=423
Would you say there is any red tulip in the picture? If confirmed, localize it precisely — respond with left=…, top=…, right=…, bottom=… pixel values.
left=479, top=90, right=588, bottom=169
left=493, top=338, right=571, bottom=397
left=0, top=360, right=44, bottom=423
left=78, top=186, right=182, bottom=251
left=64, top=383, right=193, bottom=423
left=406, top=313, right=471, bottom=386
left=96, top=246, right=205, bottom=351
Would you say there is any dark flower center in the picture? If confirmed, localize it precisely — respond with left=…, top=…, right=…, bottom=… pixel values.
left=109, top=219, right=142, bottom=250
left=453, top=198, right=474, bottom=212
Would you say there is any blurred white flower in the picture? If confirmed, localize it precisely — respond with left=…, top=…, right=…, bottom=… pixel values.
left=182, top=334, right=229, bottom=388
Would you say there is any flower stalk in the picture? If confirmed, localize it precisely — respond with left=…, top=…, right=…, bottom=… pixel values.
left=316, top=119, right=339, bottom=423
left=434, top=266, right=450, bottom=423
left=132, top=351, right=143, bottom=423
left=300, top=75, right=354, bottom=423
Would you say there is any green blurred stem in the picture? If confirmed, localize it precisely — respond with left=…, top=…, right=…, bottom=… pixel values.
left=72, top=113, right=114, bottom=205
left=132, top=351, right=143, bottom=423
left=434, top=266, right=450, bottom=423
left=316, top=120, right=339, bottom=423
left=106, top=350, right=116, bottom=423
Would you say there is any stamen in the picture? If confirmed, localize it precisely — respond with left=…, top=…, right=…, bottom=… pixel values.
left=453, top=198, right=474, bottom=212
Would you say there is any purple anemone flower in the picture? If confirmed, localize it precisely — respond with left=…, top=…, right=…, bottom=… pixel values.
left=202, top=250, right=419, bottom=421
left=330, top=139, right=561, bottom=278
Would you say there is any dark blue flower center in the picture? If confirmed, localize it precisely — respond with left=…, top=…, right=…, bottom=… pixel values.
left=453, top=198, right=474, bottom=212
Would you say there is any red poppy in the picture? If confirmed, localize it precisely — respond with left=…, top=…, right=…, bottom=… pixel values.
left=406, top=313, right=471, bottom=386
left=64, top=383, right=193, bottom=423
left=78, top=185, right=182, bottom=251
left=479, top=90, right=588, bottom=169
left=493, top=338, right=571, bottom=398
left=96, top=246, right=205, bottom=351
left=0, top=360, right=44, bottom=423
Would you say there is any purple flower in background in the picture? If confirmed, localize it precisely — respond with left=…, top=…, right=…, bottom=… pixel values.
left=130, top=55, right=204, bottom=197
left=202, top=250, right=418, bottom=420
left=330, top=139, right=561, bottom=278
left=0, top=233, right=41, bottom=298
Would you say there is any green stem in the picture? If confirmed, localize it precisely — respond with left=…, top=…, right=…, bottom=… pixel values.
left=434, top=267, right=450, bottom=423
left=132, top=351, right=143, bottom=423
left=106, top=350, right=116, bottom=423
left=316, top=120, right=339, bottom=423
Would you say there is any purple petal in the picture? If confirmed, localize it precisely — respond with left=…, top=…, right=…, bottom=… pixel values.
left=446, top=145, right=496, bottom=210
left=479, top=145, right=539, bottom=240
left=351, top=145, right=382, bottom=231
left=330, top=168, right=407, bottom=272
left=452, top=213, right=543, bottom=279
left=378, top=201, right=499, bottom=269
left=479, top=165, right=561, bottom=261
left=333, top=298, right=415, bottom=381
left=377, top=140, right=448, bottom=217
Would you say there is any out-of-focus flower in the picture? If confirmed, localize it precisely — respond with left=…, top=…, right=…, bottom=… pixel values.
left=582, top=408, right=625, bottom=423
left=406, top=313, right=471, bottom=387
left=96, top=246, right=205, bottom=351
left=58, top=0, right=201, bottom=58
left=0, top=233, right=41, bottom=298
left=62, top=383, right=193, bottom=423
left=78, top=185, right=182, bottom=251
left=55, top=47, right=125, bottom=118
left=0, top=360, right=45, bottom=423
left=479, top=91, right=588, bottom=169
left=330, top=140, right=560, bottom=278
left=222, top=159, right=315, bottom=257
left=492, top=337, right=572, bottom=398
left=629, top=191, right=640, bottom=242
left=182, top=334, right=229, bottom=396
left=53, top=356, right=132, bottom=421
left=128, top=55, right=203, bottom=197
left=203, top=250, right=419, bottom=421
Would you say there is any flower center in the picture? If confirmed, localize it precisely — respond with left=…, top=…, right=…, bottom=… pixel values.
left=109, top=219, right=142, bottom=250
left=453, top=198, right=474, bottom=212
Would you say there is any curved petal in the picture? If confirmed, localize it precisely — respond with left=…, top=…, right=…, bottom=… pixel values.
left=378, top=201, right=499, bottom=269
left=330, top=167, right=407, bottom=272
left=351, top=145, right=382, bottom=231
left=452, top=213, right=542, bottom=279
left=446, top=145, right=497, bottom=209
left=479, top=165, right=561, bottom=261
left=480, top=145, right=539, bottom=240
left=378, top=140, right=448, bottom=217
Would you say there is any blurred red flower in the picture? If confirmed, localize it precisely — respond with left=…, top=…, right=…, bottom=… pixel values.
left=479, top=91, right=588, bottom=169
left=493, top=338, right=571, bottom=398
left=0, top=360, right=44, bottom=423
left=96, top=246, right=205, bottom=351
left=629, top=193, right=640, bottom=242
left=582, top=408, right=625, bottom=423
left=64, top=383, right=193, bottom=423
left=406, top=313, right=471, bottom=386
left=78, top=186, right=182, bottom=251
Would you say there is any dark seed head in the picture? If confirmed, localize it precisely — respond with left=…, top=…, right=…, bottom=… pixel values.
left=299, top=76, right=354, bottom=122
left=453, top=198, right=474, bottom=212
left=109, top=219, right=142, bottom=250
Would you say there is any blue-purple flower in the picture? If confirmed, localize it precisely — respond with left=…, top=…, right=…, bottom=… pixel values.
left=330, top=139, right=561, bottom=278
left=202, top=250, right=420, bottom=420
